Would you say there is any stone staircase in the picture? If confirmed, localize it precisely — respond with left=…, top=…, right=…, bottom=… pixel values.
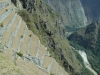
left=0, top=0, right=69, bottom=75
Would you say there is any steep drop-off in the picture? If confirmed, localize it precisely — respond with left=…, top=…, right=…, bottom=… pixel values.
left=44, top=0, right=88, bottom=30
left=44, top=0, right=100, bottom=32
left=80, top=0, right=100, bottom=24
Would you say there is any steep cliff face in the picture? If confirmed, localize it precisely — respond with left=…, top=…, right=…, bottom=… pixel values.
left=44, top=0, right=88, bottom=29
left=11, top=0, right=84, bottom=74
left=80, top=0, right=100, bottom=24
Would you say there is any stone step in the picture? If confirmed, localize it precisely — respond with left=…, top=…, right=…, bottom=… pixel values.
left=17, top=21, right=27, bottom=52
left=11, top=21, right=26, bottom=50
left=58, top=66, right=64, bottom=75
left=0, top=7, right=14, bottom=23
left=14, top=16, right=22, bottom=36
left=0, top=1, right=69, bottom=75
left=38, top=44, right=48, bottom=59
left=38, top=44, right=49, bottom=66
left=0, top=0, right=11, bottom=10
left=0, top=3, right=13, bottom=16
left=1, top=11, right=15, bottom=27
left=0, top=0, right=9, bottom=3
left=35, top=39, right=40, bottom=58
left=24, top=30, right=33, bottom=54
left=0, top=11, right=15, bottom=39
left=2, top=13, right=17, bottom=44
left=17, top=58, right=48, bottom=75
left=2, top=15, right=19, bottom=46
left=6, top=13, right=17, bottom=30
left=64, top=71, right=69, bottom=75
left=50, top=59, right=59, bottom=75
left=27, top=32, right=33, bottom=54
left=29, top=34, right=39, bottom=57
left=42, top=56, right=53, bottom=73
left=20, top=30, right=32, bottom=54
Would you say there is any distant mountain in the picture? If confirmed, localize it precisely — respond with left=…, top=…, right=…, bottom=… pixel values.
left=44, top=0, right=87, bottom=28
left=80, top=0, right=100, bottom=23
left=44, top=0, right=100, bottom=31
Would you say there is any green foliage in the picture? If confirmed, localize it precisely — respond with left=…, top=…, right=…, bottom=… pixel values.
left=69, top=41, right=96, bottom=75
left=29, top=34, right=32, bottom=37
left=18, top=6, right=82, bottom=75
left=69, top=41, right=85, bottom=50
left=50, top=73, right=54, bottom=75
left=86, top=50, right=100, bottom=75
left=81, top=67, right=94, bottom=75
left=21, top=35, right=23, bottom=38
left=6, top=9, right=8, bottom=11
left=73, top=50, right=84, bottom=65
left=17, top=52, right=23, bottom=57
left=65, top=26, right=78, bottom=32
left=0, top=23, right=4, bottom=27
left=18, top=9, right=38, bottom=35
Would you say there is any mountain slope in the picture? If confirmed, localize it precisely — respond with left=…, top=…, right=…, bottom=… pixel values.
left=12, top=0, right=85, bottom=75
left=68, top=21, right=100, bottom=75
left=44, top=0, right=100, bottom=32
left=0, top=0, right=69, bottom=75
left=80, top=0, right=100, bottom=24
left=0, top=0, right=98, bottom=75
left=44, top=0, right=87, bottom=28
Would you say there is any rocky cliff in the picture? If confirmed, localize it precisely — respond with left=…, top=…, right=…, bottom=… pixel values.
left=44, top=0, right=100, bottom=32
left=44, top=0, right=88, bottom=30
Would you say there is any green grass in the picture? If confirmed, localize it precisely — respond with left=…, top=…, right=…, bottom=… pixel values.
left=20, top=35, right=23, bottom=38
left=50, top=73, right=54, bottom=75
left=0, top=23, right=4, bottom=27
left=0, top=53, right=26, bottom=75
left=69, top=40, right=99, bottom=75
left=17, top=52, right=23, bottom=57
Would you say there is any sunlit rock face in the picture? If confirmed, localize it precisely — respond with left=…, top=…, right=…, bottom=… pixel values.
left=44, top=0, right=88, bottom=28
left=80, top=0, right=100, bottom=24
left=44, top=0, right=100, bottom=30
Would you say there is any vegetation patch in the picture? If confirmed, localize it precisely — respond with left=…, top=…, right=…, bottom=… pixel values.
left=17, top=52, right=23, bottom=57
left=20, top=35, right=23, bottom=38
left=0, top=23, right=4, bottom=27
left=50, top=73, right=54, bottom=75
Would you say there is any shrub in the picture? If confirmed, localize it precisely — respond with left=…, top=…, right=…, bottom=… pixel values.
left=29, top=34, right=32, bottom=37
left=50, top=73, right=54, bottom=75
left=20, top=35, right=23, bottom=38
left=0, top=23, right=3, bottom=27
left=6, top=9, right=8, bottom=11
left=17, top=52, right=23, bottom=57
